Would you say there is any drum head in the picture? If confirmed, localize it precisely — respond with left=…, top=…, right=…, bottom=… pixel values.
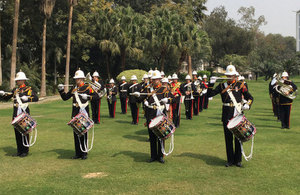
left=227, top=115, right=243, bottom=129
left=149, top=115, right=164, bottom=128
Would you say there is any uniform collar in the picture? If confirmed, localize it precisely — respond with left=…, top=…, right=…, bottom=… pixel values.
left=153, top=83, right=161, bottom=89
left=227, top=80, right=236, bottom=85
left=77, top=82, right=85, bottom=87
left=18, top=84, right=26, bottom=89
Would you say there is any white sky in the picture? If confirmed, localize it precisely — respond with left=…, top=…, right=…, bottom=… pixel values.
left=205, top=0, right=300, bottom=38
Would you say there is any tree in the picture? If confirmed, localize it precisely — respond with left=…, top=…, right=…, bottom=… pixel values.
left=64, top=0, right=77, bottom=92
left=10, top=0, right=20, bottom=89
left=40, top=0, right=56, bottom=97
left=0, top=1, right=5, bottom=86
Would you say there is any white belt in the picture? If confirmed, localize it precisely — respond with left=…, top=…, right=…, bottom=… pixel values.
left=223, top=102, right=234, bottom=107
left=223, top=102, right=241, bottom=107
left=146, top=105, right=165, bottom=110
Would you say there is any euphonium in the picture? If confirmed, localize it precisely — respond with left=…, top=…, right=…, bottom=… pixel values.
left=194, top=80, right=203, bottom=94
left=275, top=74, right=297, bottom=100
left=85, top=73, right=106, bottom=97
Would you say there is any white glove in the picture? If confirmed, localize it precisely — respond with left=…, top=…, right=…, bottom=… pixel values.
left=0, top=90, right=5, bottom=96
left=133, top=92, right=140, bottom=97
left=144, top=101, right=149, bottom=107
left=21, top=96, right=28, bottom=102
left=58, top=84, right=64, bottom=91
left=210, top=76, right=217, bottom=84
left=242, top=104, right=250, bottom=110
left=80, top=94, right=89, bottom=100
left=161, top=98, right=168, bottom=104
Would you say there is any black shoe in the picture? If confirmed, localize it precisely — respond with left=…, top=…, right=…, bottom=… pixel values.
left=148, top=158, right=156, bottom=163
left=235, top=162, right=242, bottom=167
left=81, top=155, right=88, bottom=160
left=225, top=162, right=233, bottom=167
left=158, top=157, right=165, bottom=164
left=19, top=153, right=28, bottom=158
left=71, top=156, right=81, bottom=159
left=13, top=153, right=21, bottom=157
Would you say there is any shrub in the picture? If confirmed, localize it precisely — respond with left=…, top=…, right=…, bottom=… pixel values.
left=116, top=69, right=147, bottom=83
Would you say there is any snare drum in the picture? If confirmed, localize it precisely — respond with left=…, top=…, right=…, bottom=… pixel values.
left=227, top=115, right=256, bottom=142
left=11, top=113, right=37, bottom=135
left=68, top=113, right=94, bottom=136
left=149, top=115, right=176, bottom=140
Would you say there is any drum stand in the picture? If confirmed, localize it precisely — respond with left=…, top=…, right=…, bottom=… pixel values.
left=161, top=134, right=174, bottom=156
left=240, top=136, right=255, bottom=161
left=22, top=128, right=37, bottom=147
left=78, top=126, right=94, bottom=153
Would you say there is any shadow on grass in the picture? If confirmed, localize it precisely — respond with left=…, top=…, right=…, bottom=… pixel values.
left=135, top=129, right=148, bottom=135
left=115, top=120, right=131, bottom=124
left=2, top=146, right=16, bottom=156
left=50, top=149, right=74, bottom=159
left=176, top=152, right=225, bottom=166
left=123, top=134, right=148, bottom=142
left=112, top=150, right=148, bottom=162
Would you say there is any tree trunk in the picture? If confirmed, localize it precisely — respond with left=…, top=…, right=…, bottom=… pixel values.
left=10, top=0, right=20, bottom=89
left=106, top=53, right=111, bottom=79
left=41, top=17, right=47, bottom=97
left=121, top=48, right=126, bottom=71
left=0, top=14, right=2, bottom=86
left=54, top=57, right=57, bottom=85
left=64, top=2, right=73, bottom=92
left=177, top=51, right=186, bottom=74
left=160, top=53, right=165, bottom=71
left=188, top=55, right=192, bottom=77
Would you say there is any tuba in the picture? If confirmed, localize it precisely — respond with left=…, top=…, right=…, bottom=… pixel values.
left=275, top=74, right=297, bottom=100
left=85, top=73, right=106, bottom=98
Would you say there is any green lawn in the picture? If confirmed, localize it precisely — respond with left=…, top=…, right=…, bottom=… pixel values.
left=0, top=79, right=300, bottom=194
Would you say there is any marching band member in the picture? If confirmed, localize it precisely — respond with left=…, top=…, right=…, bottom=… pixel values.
left=180, top=75, right=196, bottom=120
left=202, top=75, right=209, bottom=109
left=128, top=75, right=142, bottom=125
left=134, top=70, right=173, bottom=163
left=277, top=71, right=297, bottom=129
left=167, top=75, right=173, bottom=85
left=171, top=73, right=181, bottom=127
left=208, top=65, right=253, bottom=167
left=58, top=69, right=99, bottom=160
left=0, top=71, right=38, bottom=157
left=192, top=71, right=200, bottom=116
left=91, top=71, right=105, bottom=124
left=160, top=71, right=165, bottom=78
left=118, top=76, right=129, bottom=114
left=140, top=74, right=149, bottom=89
left=269, top=73, right=280, bottom=119
left=198, top=76, right=205, bottom=112
left=107, top=79, right=118, bottom=118
left=161, top=77, right=170, bottom=89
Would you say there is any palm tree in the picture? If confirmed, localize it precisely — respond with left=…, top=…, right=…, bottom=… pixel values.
left=40, top=0, right=56, bottom=97
left=112, top=7, right=144, bottom=71
left=10, top=0, right=20, bottom=89
left=99, top=40, right=120, bottom=79
left=64, top=0, right=77, bottom=92
left=0, top=1, right=3, bottom=86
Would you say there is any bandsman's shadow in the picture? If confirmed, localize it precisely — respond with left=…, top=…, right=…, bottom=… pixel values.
left=50, top=149, right=74, bottom=159
left=176, top=152, right=224, bottom=166
left=123, top=135, right=148, bottom=142
left=2, top=146, right=16, bottom=156
left=112, top=150, right=148, bottom=162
